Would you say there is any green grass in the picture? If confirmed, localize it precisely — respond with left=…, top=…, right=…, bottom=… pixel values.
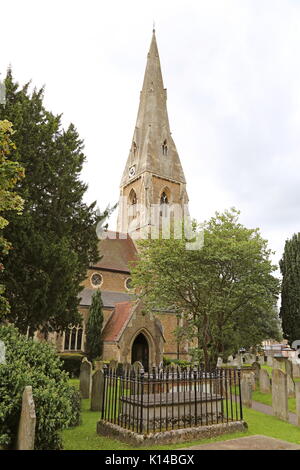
left=62, top=378, right=300, bottom=450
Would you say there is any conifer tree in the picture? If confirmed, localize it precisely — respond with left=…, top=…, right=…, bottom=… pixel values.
left=86, top=289, right=104, bottom=361
left=280, top=234, right=300, bottom=344
left=0, top=71, right=100, bottom=335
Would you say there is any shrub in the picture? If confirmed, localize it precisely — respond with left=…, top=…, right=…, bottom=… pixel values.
left=59, top=352, right=85, bottom=378
left=0, top=324, right=80, bottom=449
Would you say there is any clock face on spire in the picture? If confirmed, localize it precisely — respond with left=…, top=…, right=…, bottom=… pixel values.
left=129, top=165, right=136, bottom=178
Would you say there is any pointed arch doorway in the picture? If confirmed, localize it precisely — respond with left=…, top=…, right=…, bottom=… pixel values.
left=131, top=333, right=149, bottom=372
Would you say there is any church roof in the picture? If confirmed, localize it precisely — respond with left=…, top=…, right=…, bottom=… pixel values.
left=92, top=231, right=137, bottom=272
left=120, top=30, right=186, bottom=187
left=101, top=301, right=134, bottom=342
left=79, top=288, right=133, bottom=308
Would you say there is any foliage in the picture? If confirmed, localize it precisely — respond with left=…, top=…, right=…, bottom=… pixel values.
left=0, top=70, right=101, bottom=335
left=279, top=233, right=300, bottom=344
left=0, top=120, right=24, bottom=317
left=131, top=208, right=281, bottom=367
left=0, top=324, right=80, bottom=449
left=86, top=289, right=104, bottom=361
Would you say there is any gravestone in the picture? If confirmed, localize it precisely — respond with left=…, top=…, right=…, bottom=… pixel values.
left=267, top=356, right=274, bottom=367
left=133, top=361, right=143, bottom=373
left=252, top=362, right=261, bottom=381
left=272, top=369, right=288, bottom=421
left=217, top=357, right=223, bottom=367
left=241, top=377, right=252, bottom=408
left=293, top=363, right=300, bottom=378
left=286, top=360, right=293, bottom=378
left=91, top=369, right=105, bottom=411
left=16, top=386, right=36, bottom=450
left=258, top=356, right=265, bottom=365
left=259, top=369, right=271, bottom=393
left=80, top=358, right=92, bottom=399
left=296, top=382, right=300, bottom=427
left=287, top=374, right=295, bottom=397
left=273, top=357, right=287, bottom=373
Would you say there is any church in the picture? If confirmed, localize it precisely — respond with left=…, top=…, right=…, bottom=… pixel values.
left=57, top=30, right=190, bottom=370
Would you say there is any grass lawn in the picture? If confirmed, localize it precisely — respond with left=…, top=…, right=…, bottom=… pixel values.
left=252, top=390, right=296, bottom=414
left=62, top=379, right=300, bottom=450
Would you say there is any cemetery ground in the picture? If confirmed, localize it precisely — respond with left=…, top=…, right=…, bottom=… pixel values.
left=62, top=379, right=300, bottom=450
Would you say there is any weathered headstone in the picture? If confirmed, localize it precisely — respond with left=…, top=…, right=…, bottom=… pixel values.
left=16, top=386, right=36, bottom=450
left=217, top=357, right=223, bottom=367
left=91, top=369, right=105, bottom=411
left=258, top=356, right=265, bottom=365
left=286, top=360, right=293, bottom=378
left=273, top=357, right=287, bottom=373
left=252, top=362, right=261, bottom=381
left=296, top=382, right=300, bottom=427
left=241, top=377, right=252, bottom=408
left=293, top=363, right=300, bottom=378
left=227, top=355, right=233, bottom=364
left=287, top=374, right=295, bottom=397
left=272, top=369, right=288, bottom=421
left=80, top=358, right=92, bottom=399
left=267, top=356, right=274, bottom=367
left=259, top=369, right=271, bottom=394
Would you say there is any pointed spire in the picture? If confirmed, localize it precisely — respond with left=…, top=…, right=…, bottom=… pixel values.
left=120, top=30, right=186, bottom=186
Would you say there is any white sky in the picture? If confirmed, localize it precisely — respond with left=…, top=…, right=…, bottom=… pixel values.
left=1, top=0, right=300, bottom=273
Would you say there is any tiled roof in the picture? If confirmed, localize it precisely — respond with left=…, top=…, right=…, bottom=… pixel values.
left=102, top=302, right=133, bottom=342
left=93, top=231, right=137, bottom=272
left=79, top=288, right=133, bottom=308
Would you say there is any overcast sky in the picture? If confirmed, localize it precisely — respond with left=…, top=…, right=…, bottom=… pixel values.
left=1, top=0, right=300, bottom=272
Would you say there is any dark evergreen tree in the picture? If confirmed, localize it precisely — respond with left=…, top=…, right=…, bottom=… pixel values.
left=86, top=289, right=104, bottom=361
left=280, top=233, right=300, bottom=344
left=0, top=70, right=101, bottom=335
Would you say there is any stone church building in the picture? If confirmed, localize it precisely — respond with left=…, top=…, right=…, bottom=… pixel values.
left=58, top=31, right=190, bottom=370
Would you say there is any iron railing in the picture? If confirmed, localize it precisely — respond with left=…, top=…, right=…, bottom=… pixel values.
left=101, top=365, right=243, bottom=434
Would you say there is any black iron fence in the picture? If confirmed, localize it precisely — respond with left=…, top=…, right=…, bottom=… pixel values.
left=101, top=365, right=243, bottom=434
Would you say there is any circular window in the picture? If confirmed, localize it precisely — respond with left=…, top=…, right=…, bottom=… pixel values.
left=125, top=277, right=133, bottom=290
left=91, top=273, right=103, bottom=288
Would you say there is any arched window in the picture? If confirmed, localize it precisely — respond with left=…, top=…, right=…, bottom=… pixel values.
left=129, top=189, right=137, bottom=217
left=162, top=139, right=168, bottom=156
left=160, top=191, right=169, bottom=217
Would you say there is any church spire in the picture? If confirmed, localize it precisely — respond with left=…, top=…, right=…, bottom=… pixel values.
left=117, top=30, right=188, bottom=235
left=120, top=30, right=186, bottom=186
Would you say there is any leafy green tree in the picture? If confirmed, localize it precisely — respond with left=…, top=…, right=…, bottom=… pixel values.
left=280, top=233, right=300, bottom=344
left=0, top=120, right=24, bottom=318
left=0, top=71, right=100, bottom=335
left=86, top=289, right=104, bottom=361
left=131, top=208, right=281, bottom=367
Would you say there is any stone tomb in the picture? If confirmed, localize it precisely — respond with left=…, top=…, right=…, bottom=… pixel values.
left=119, top=391, right=223, bottom=431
